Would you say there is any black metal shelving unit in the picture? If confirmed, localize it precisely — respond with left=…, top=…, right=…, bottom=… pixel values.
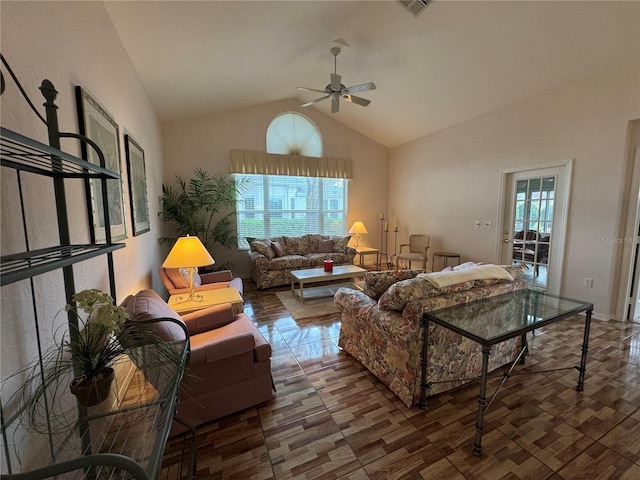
left=0, top=80, right=191, bottom=480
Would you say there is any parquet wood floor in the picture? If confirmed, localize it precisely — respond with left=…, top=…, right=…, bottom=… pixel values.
left=160, top=281, right=640, bottom=479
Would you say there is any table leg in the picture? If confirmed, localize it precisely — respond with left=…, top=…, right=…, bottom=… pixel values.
left=577, top=308, right=592, bottom=392
left=473, top=345, right=491, bottom=457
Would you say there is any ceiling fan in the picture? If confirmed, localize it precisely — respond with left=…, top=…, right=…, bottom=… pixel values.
left=298, top=47, right=376, bottom=113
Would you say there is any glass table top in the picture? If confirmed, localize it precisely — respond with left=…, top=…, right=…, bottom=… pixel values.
left=424, top=288, right=593, bottom=345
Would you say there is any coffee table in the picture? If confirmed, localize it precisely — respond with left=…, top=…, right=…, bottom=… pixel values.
left=290, top=264, right=366, bottom=302
left=168, top=287, right=244, bottom=315
left=421, top=287, right=593, bottom=456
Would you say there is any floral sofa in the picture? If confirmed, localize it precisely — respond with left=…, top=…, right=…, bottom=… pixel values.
left=247, top=234, right=356, bottom=289
left=335, top=264, right=528, bottom=407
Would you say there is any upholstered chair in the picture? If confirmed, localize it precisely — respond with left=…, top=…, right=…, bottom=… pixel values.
left=121, top=289, right=273, bottom=434
left=159, top=267, right=243, bottom=296
left=397, top=234, right=430, bottom=270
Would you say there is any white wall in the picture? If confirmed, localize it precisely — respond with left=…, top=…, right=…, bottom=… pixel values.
left=1, top=2, right=164, bottom=384
left=389, top=65, right=640, bottom=319
left=161, top=98, right=389, bottom=279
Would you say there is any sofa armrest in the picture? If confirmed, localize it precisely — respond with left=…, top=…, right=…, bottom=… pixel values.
left=248, top=250, right=269, bottom=266
left=334, top=287, right=377, bottom=315
left=200, top=270, right=233, bottom=284
left=182, top=303, right=235, bottom=334
left=190, top=332, right=255, bottom=364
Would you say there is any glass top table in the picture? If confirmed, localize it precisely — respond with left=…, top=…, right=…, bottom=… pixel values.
left=421, top=287, right=593, bottom=456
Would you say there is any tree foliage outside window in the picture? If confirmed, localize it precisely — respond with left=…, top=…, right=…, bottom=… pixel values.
left=236, top=174, right=347, bottom=248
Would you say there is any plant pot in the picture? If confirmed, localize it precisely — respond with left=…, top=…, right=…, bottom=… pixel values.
left=69, top=367, right=115, bottom=407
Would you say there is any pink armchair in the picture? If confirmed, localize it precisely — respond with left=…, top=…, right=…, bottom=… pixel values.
left=159, top=267, right=244, bottom=296
left=121, top=289, right=272, bottom=432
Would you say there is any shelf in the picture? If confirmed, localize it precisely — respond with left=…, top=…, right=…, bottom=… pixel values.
left=1, top=341, right=188, bottom=480
left=1, top=127, right=119, bottom=179
left=1, top=243, right=125, bottom=286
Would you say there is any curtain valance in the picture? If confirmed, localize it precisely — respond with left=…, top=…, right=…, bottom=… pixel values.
left=230, top=149, right=352, bottom=179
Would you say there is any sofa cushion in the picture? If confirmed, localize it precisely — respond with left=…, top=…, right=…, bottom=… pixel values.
left=318, top=238, right=334, bottom=253
left=268, top=255, right=309, bottom=270
left=271, top=241, right=286, bottom=257
left=306, top=252, right=351, bottom=266
left=121, top=289, right=187, bottom=342
left=284, top=235, right=314, bottom=255
left=363, top=269, right=424, bottom=300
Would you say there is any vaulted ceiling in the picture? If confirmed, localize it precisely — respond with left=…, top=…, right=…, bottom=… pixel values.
left=104, top=1, right=639, bottom=148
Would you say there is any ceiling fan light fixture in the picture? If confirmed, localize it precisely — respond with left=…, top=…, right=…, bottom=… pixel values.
left=297, top=48, right=375, bottom=114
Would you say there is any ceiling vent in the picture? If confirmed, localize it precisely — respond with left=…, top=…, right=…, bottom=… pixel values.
left=399, top=0, right=432, bottom=17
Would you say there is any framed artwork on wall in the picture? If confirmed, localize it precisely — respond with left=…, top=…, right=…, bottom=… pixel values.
left=76, top=86, right=127, bottom=243
left=124, top=134, right=150, bottom=236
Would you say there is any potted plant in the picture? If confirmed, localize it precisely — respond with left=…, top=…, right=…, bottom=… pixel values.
left=2, top=289, right=187, bottom=432
left=159, top=169, right=252, bottom=267
left=65, top=289, right=128, bottom=406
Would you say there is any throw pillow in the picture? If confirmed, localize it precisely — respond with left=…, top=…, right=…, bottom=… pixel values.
left=251, top=240, right=275, bottom=259
left=363, top=269, right=424, bottom=300
left=271, top=241, right=286, bottom=257
left=331, top=235, right=351, bottom=253
left=318, top=239, right=334, bottom=253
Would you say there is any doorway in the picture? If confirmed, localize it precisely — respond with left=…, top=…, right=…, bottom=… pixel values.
left=625, top=146, right=640, bottom=322
left=498, top=161, right=573, bottom=294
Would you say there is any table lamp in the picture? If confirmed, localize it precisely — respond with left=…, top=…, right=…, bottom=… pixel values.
left=348, top=221, right=368, bottom=248
left=162, top=235, right=215, bottom=301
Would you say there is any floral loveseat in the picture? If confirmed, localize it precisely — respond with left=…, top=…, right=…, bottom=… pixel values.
left=335, top=264, right=527, bottom=407
left=248, top=234, right=356, bottom=289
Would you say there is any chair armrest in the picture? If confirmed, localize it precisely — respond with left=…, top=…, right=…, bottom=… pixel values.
left=399, top=243, right=409, bottom=253
left=190, top=332, right=255, bottom=364
left=200, top=270, right=233, bottom=284
left=181, top=303, right=235, bottom=334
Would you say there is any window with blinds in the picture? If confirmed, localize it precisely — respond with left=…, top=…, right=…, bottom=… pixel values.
left=236, top=174, right=347, bottom=247
left=235, top=112, right=349, bottom=248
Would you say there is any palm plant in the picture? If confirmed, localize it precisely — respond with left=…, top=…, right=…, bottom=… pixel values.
left=159, top=169, right=251, bottom=257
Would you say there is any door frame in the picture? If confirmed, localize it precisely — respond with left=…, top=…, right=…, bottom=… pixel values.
left=495, top=159, right=573, bottom=295
left=614, top=120, right=640, bottom=322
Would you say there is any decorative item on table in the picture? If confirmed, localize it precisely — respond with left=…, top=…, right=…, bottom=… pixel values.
left=324, top=259, right=334, bottom=272
left=65, top=289, right=127, bottom=406
left=162, top=235, right=215, bottom=301
left=348, top=221, right=368, bottom=248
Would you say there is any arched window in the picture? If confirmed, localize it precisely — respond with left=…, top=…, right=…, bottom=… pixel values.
left=236, top=112, right=348, bottom=247
left=266, top=112, right=322, bottom=157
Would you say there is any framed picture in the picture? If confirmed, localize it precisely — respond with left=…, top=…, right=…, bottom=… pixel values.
left=76, top=86, right=127, bottom=242
left=124, top=134, right=150, bottom=236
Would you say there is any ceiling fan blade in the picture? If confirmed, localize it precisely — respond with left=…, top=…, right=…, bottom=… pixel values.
left=345, top=94, right=371, bottom=107
left=301, top=95, right=330, bottom=107
left=331, top=73, right=341, bottom=92
left=297, top=87, right=329, bottom=94
left=331, top=96, right=340, bottom=113
left=345, top=82, right=376, bottom=94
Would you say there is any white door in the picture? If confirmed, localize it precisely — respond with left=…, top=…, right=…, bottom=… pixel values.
left=499, top=162, right=572, bottom=294
left=629, top=148, right=640, bottom=322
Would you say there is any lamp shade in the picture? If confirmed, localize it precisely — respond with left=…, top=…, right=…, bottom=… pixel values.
left=162, top=235, right=215, bottom=268
left=348, top=221, right=368, bottom=235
